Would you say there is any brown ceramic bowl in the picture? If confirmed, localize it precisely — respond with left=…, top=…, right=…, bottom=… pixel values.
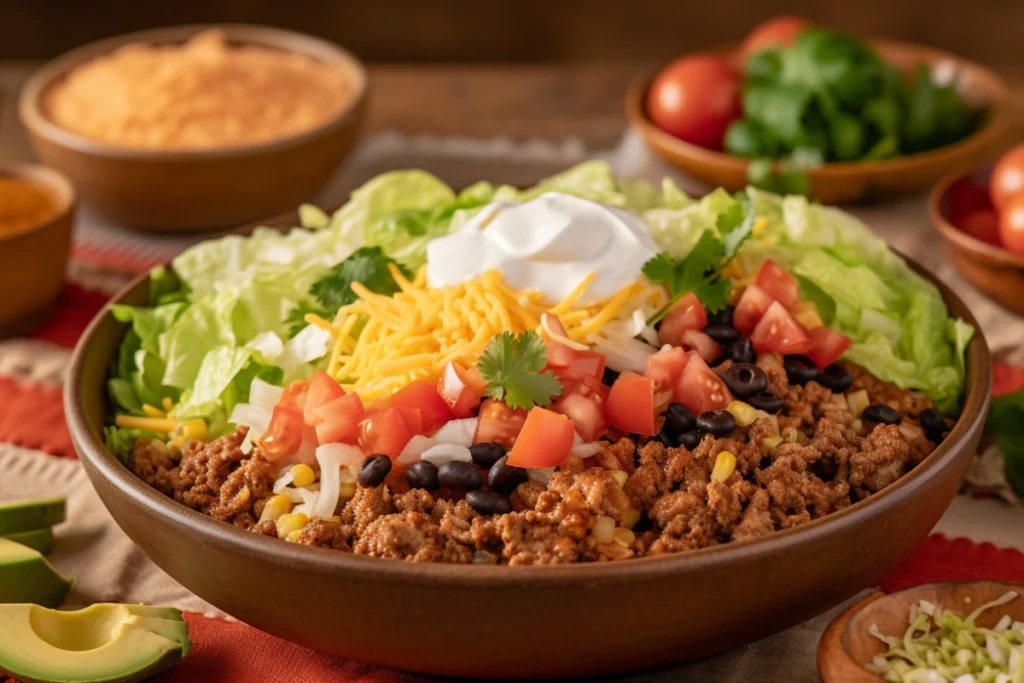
left=0, top=162, right=75, bottom=337
left=627, top=40, right=1011, bottom=204
left=18, top=24, right=367, bottom=232
left=929, top=164, right=1024, bottom=316
left=818, top=580, right=1024, bottom=682
left=64, top=238, right=991, bottom=677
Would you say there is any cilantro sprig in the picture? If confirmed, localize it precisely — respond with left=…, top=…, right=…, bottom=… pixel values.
left=643, top=198, right=756, bottom=325
left=477, top=331, right=562, bottom=411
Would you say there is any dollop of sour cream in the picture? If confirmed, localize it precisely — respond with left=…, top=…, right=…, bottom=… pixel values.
left=425, top=192, right=659, bottom=304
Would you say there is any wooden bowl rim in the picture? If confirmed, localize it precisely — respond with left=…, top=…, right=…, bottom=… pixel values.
left=64, top=238, right=991, bottom=586
left=626, top=38, right=1012, bottom=179
left=928, top=163, right=1024, bottom=268
left=17, top=23, right=368, bottom=161
left=0, top=161, right=76, bottom=244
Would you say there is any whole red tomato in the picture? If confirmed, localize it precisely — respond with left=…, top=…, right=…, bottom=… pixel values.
left=999, top=195, right=1024, bottom=254
left=647, top=55, right=741, bottom=150
left=955, top=209, right=1001, bottom=246
left=990, top=143, right=1024, bottom=209
left=741, top=15, right=811, bottom=57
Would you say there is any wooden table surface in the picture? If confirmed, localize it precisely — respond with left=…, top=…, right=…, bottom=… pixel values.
left=3, top=61, right=1024, bottom=160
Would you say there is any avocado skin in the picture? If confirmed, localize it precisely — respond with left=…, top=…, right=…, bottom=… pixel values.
left=0, top=497, right=66, bottom=535
left=3, top=527, right=55, bottom=555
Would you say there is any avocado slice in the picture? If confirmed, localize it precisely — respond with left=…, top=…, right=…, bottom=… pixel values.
left=0, top=497, right=66, bottom=535
left=0, top=603, right=190, bottom=683
left=0, top=538, right=70, bottom=607
left=4, top=527, right=55, bottom=555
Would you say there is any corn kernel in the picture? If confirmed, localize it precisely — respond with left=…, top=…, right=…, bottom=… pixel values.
left=852, top=419, right=863, bottom=433
left=286, top=530, right=304, bottom=543
left=593, top=516, right=615, bottom=543
left=612, top=528, right=635, bottom=547
left=751, top=216, right=767, bottom=237
left=762, top=435, right=783, bottom=450
left=782, top=427, right=800, bottom=443
left=621, top=508, right=642, bottom=529
left=711, top=451, right=736, bottom=483
left=161, top=397, right=175, bottom=412
left=181, top=419, right=207, bottom=443
left=276, top=512, right=309, bottom=539
left=610, top=470, right=628, bottom=487
left=326, top=515, right=342, bottom=524
left=727, top=400, right=758, bottom=427
left=290, top=464, right=317, bottom=488
left=142, top=404, right=166, bottom=419
left=847, top=390, right=870, bottom=419
left=339, top=482, right=357, bottom=499
left=260, top=494, right=292, bottom=523
left=167, top=436, right=185, bottom=452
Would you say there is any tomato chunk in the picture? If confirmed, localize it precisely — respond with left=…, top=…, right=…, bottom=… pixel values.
left=606, top=371, right=656, bottom=436
left=359, top=407, right=414, bottom=459
left=474, top=399, right=527, bottom=448
left=303, top=370, right=346, bottom=425
left=507, top=407, right=576, bottom=468
left=391, top=380, right=454, bottom=433
left=438, top=362, right=486, bottom=419
left=680, top=329, right=721, bottom=363
left=552, top=380, right=608, bottom=442
left=279, top=379, right=311, bottom=412
left=645, top=346, right=690, bottom=390
left=804, top=326, right=852, bottom=369
left=657, top=292, right=707, bottom=347
left=312, top=392, right=365, bottom=444
left=733, top=284, right=775, bottom=335
left=750, top=301, right=810, bottom=355
left=674, top=354, right=731, bottom=414
left=260, top=405, right=304, bottom=461
left=755, top=259, right=801, bottom=309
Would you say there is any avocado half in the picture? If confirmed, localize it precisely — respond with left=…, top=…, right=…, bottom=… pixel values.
left=0, top=603, right=190, bottom=683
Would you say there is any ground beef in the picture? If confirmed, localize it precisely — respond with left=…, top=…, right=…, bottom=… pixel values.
left=130, top=360, right=943, bottom=563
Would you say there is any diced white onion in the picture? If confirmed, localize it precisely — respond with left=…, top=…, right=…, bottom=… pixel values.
left=244, top=331, right=285, bottom=362
left=528, top=466, right=556, bottom=485
left=593, top=516, right=615, bottom=543
left=421, top=443, right=472, bottom=466
left=281, top=488, right=305, bottom=504
left=249, top=378, right=284, bottom=411
left=229, top=403, right=271, bottom=432
left=278, top=324, right=333, bottom=371
left=572, top=432, right=601, bottom=458
left=313, top=443, right=362, bottom=519
left=541, top=313, right=588, bottom=351
left=592, top=334, right=656, bottom=374
left=397, top=435, right=435, bottom=464
left=995, top=614, right=1013, bottom=633
left=899, top=421, right=924, bottom=442
left=440, top=362, right=465, bottom=403
left=272, top=471, right=294, bottom=494
left=918, top=600, right=936, bottom=616
left=433, top=418, right=478, bottom=448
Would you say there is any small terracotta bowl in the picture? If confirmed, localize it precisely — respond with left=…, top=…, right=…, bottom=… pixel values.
left=928, top=164, right=1024, bottom=316
left=819, top=580, right=1024, bottom=682
left=627, top=39, right=1011, bottom=204
left=18, top=24, right=367, bottom=232
left=0, top=162, right=75, bottom=337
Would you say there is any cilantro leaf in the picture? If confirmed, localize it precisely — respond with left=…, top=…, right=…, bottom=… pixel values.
left=309, top=246, right=410, bottom=312
left=284, top=300, right=328, bottom=339
left=985, top=389, right=1024, bottom=498
left=477, top=331, right=562, bottom=411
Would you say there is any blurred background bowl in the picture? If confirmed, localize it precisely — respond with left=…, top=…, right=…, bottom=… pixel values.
left=627, top=39, right=1011, bottom=204
left=0, top=162, right=74, bottom=336
left=18, top=24, right=367, bottom=232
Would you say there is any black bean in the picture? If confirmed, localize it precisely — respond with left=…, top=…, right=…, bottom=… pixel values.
left=601, top=367, right=621, bottom=387
left=704, top=324, right=741, bottom=345
left=707, top=305, right=734, bottom=327
left=357, top=454, right=392, bottom=488
left=696, top=410, right=737, bottom=437
left=437, top=460, right=483, bottom=491
left=654, top=432, right=675, bottom=448
left=487, top=455, right=528, bottom=494
left=722, top=363, right=768, bottom=399
left=470, top=443, right=506, bottom=468
left=678, top=431, right=702, bottom=450
left=406, top=461, right=439, bottom=491
left=661, top=402, right=696, bottom=438
left=861, top=404, right=901, bottom=426
left=748, top=392, right=784, bottom=414
left=784, top=354, right=820, bottom=386
left=725, top=338, right=756, bottom=364
left=919, top=408, right=948, bottom=442
left=818, top=364, right=853, bottom=393
left=466, top=490, right=512, bottom=516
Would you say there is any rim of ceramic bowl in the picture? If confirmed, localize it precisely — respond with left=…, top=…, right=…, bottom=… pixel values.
left=627, top=38, right=1011, bottom=178
left=65, top=251, right=991, bottom=586
left=0, top=161, right=76, bottom=244
left=18, top=23, right=368, bottom=161
left=928, top=163, right=1024, bottom=268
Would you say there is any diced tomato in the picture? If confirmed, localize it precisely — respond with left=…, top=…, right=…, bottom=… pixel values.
left=312, top=392, right=365, bottom=444
left=539, top=313, right=582, bottom=368
left=260, top=405, right=304, bottom=461
left=279, top=379, right=311, bottom=411
left=359, top=407, right=415, bottom=459
left=562, top=350, right=606, bottom=380
left=680, top=329, right=721, bottom=363
left=551, top=381, right=608, bottom=442
left=803, top=326, right=852, bottom=369
left=605, top=371, right=656, bottom=436
left=396, top=406, right=423, bottom=435
left=438, top=362, right=486, bottom=419
left=507, top=407, right=576, bottom=469
left=645, top=346, right=690, bottom=390
left=295, top=425, right=319, bottom=465
left=303, top=370, right=346, bottom=425
left=755, top=259, right=801, bottom=309
left=674, top=354, right=731, bottom=414
left=657, top=292, right=707, bottom=347
left=734, top=284, right=775, bottom=336
left=391, top=380, right=455, bottom=433
left=474, top=399, right=527, bottom=448
left=750, top=301, right=811, bottom=355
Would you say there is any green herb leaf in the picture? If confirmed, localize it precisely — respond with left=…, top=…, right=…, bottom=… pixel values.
left=985, top=389, right=1024, bottom=498
left=477, top=331, right=562, bottom=411
left=309, top=246, right=410, bottom=313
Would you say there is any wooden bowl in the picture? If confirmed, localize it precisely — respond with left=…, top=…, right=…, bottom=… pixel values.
left=18, top=24, right=367, bottom=232
left=929, top=164, right=1024, bottom=316
left=819, top=580, right=1024, bottom=682
left=0, top=162, right=75, bottom=337
left=627, top=40, right=1011, bottom=204
left=63, top=234, right=992, bottom=677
